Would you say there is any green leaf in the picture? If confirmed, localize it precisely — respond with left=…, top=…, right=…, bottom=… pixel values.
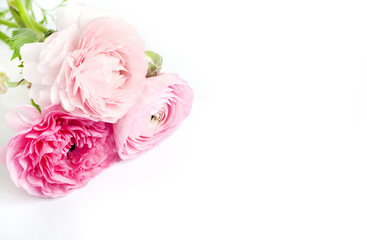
left=9, top=28, right=42, bottom=60
left=0, top=30, right=9, bottom=45
left=31, top=99, right=41, bottom=113
left=145, top=50, right=163, bottom=78
left=0, top=9, right=10, bottom=18
left=44, top=29, right=55, bottom=38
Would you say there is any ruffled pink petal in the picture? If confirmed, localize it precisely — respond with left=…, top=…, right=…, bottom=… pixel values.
left=5, top=105, right=41, bottom=132
left=22, top=5, right=147, bottom=123
left=113, top=73, right=194, bottom=160
left=0, top=146, right=6, bottom=166
left=5, top=104, right=119, bottom=198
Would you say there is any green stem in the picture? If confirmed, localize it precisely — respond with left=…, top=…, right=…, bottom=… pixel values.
left=0, top=18, right=19, bottom=28
left=4, top=78, right=28, bottom=88
left=0, top=31, right=9, bottom=45
left=14, top=0, right=43, bottom=38
left=24, top=0, right=33, bottom=10
left=8, top=6, right=26, bottom=28
left=30, top=17, right=48, bottom=33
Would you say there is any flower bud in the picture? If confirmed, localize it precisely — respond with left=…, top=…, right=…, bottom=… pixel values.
left=0, top=72, right=8, bottom=95
left=145, top=50, right=163, bottom=78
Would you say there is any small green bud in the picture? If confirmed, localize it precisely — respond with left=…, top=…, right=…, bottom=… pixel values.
left=145, top=50, right=163, bottom=78
left=0, top=72, right=9, bottom=95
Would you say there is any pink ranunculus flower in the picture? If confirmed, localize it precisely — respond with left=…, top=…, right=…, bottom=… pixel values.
left=113, top=73, right=194, bottom=160
left=20, top=3, right=148, bottom=123
left=4, top=105, right=118, bottom=198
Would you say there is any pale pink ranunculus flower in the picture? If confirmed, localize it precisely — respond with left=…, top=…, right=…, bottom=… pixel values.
left=20, top=3, right=147, bottom=123
left=4, top=105, right=118, bottom=198
left=113, top=73, right=194, bottom=160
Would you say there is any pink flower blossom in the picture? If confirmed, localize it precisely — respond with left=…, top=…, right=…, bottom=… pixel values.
left=113, top=73, right=194, bottom=160
left=4, top=105, right=118, bottom=198
left=20, top=3, right=147, bottom=123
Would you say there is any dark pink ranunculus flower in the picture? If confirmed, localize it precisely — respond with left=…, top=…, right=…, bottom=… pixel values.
left=4, top=105, right=118, bottom=198
left=113, top=73, right=194, bottom=160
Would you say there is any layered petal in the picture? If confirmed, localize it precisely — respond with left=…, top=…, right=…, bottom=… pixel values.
left=21, top=4, right=147, bottom=123
left=113, top=73, right=193, bottom=159
left=5, top=105, right=118, bottom=198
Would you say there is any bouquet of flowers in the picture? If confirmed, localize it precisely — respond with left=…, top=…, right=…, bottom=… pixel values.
left=0, top=0, right=193, bottom=198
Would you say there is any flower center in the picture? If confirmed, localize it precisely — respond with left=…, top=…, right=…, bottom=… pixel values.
left=69, top=143, right=76, bottom=152
left=66, top=143, right=76, bottom=158
left=150, top=111, right=164, bottom=124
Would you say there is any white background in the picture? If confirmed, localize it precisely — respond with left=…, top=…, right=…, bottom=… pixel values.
left=1, top=0, right=367, bottom=239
